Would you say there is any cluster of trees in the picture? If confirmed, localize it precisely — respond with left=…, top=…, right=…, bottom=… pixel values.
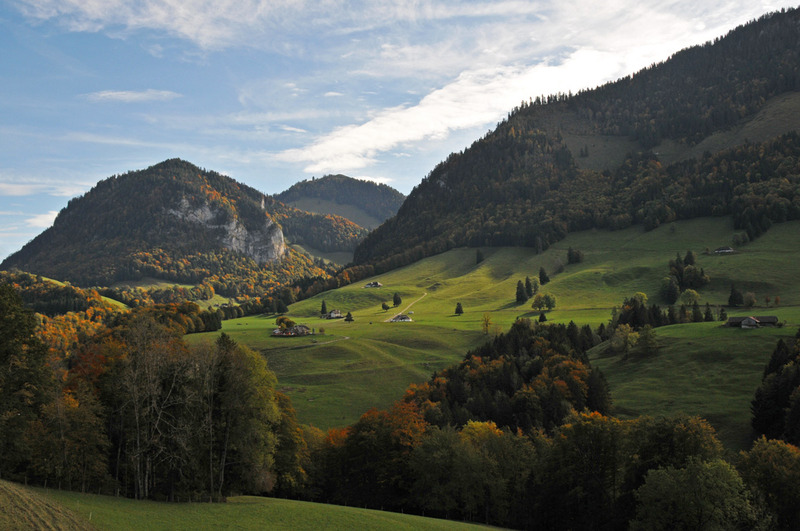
left=660, top=251, right=710, bottom=304
left=613, top=293, right=722, bottom=331
left=531, top=293, right=557, bottom=312
left=752, top=329, right=800, bottom=445
left=0, top=285, right=299, bottom=501
left=353, top=9, right=800, bottom=276
left=403, top=320, right=608, bottom=432
left=515, top=276, right=540, bottom=303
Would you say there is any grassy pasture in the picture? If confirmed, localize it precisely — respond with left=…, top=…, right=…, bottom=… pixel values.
left=192, top=217, right=800, bottom=444
left=590, top=321, right=798, bottom=451
left=34, top=486, right=483, bottom=530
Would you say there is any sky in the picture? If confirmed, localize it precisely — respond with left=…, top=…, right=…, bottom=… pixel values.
left=0, top=0, right=794, bottom=261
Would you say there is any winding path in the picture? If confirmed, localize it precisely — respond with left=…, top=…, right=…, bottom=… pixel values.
left=384, top=292, right=427, bottom=322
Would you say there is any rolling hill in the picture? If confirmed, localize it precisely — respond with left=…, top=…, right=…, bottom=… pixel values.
left=275, top=174, right=405, bottom=230
left=193, top=217, right=800, bottom=448
left=0, top=479, right=484, bottom=531
left=354, top=8, right=800, bottom=274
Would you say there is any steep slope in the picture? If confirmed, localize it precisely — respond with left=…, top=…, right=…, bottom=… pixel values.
left=1, top=159, right=362, bottom=289
left=275, top=174, right=406, bottom=229
left=354, top=8, right=800, bottom=272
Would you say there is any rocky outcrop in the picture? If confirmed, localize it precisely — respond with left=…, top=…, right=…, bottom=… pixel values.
left=168, top=197, right=285, bottom=264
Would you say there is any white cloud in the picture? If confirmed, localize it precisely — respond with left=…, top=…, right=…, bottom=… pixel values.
left=85, top=89, right=182, bottom=102
left=26, top=210, right=59, bottom=228
left=274, top=0, right=784, bottom=174
left=0, top=180, right=88, bottom=197
left=275, top=50, right=626, bottom=173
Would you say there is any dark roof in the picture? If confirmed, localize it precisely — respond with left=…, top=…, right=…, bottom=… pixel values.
left=726, top=315, right=779, bottom=325
left=755, top=316, right=779, bottom=323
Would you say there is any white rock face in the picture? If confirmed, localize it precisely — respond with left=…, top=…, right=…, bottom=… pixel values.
left=168, top=197, right=285, bottom=264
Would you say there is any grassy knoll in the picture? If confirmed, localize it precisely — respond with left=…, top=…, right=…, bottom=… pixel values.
left=192, top=217, right=800, bottom=441
left=0, top=479, right=94, bottom=530
left=36, top=488, right=483, bottom=531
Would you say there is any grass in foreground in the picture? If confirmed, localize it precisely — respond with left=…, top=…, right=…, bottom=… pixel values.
left=36, top=488, right=485, bottom=531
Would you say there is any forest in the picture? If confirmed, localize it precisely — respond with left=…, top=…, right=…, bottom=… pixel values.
left=3, top=280, right=800, bottom=529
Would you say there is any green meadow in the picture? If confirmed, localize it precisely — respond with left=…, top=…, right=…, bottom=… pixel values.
left=0, top=479, right=483, bottom=531
left=191, top=218, right=800, bottom=445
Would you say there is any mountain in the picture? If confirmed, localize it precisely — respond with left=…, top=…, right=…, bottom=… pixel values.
left=0, top=159, right=364, bottom=292
left=275, top=174, right=406, bottom=230
left=354, top=8, right=800, bottom=272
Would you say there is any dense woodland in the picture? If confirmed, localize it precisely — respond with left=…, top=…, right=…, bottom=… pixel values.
left=3, top=284, right=800, bottom=529
left=275, top=174, right=406, bottom=225
left=354, top=8, right=800, bottom=272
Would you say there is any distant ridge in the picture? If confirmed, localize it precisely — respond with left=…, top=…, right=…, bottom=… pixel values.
left=354, top=8, right=800, bottom=272
left=275, top=174, right=405, bottom=230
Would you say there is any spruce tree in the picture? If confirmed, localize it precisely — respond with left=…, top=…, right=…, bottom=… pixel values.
left=516, top=280, right=528, bottom=303
left=539, top=267, right=550, bottom=285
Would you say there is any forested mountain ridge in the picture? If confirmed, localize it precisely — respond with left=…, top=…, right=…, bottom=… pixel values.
left=275, top=174, right=406, bottom=230
left=0, top=159, right=363, bottom=291
left=354, top=8, right=800, bottom=272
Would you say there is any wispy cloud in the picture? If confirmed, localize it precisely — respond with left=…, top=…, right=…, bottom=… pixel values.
left=26, top=210, right=59, bottom=228
left=274, top=0, right=776, bottom=174
left=0, top=180, right=88, bottom=197
left=85, top=89, right=182, bottom=102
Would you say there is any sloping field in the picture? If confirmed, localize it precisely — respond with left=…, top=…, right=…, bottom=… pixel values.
left=36, top=488, right=485, bottom=531
left=192, top=218, right=800, bottom=441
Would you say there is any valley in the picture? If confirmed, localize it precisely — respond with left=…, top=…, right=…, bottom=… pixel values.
left=4, top=7, right=800, bottom=528
left=192, top=217, right=800, bottom=447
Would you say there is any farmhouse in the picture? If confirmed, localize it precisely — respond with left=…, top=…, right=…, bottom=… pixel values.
left=272, top=325, right=312, bottom=337
left=714, top=246, right=735, bottom=254
left=390, top=314, right=412, bottom=322
left=726, top=316, right=779, bottom=328
left=364, top=281, right=383, bottom=288
left=324, top=309, right=343, bottom=319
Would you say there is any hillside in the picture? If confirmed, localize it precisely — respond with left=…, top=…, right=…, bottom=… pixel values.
left=0, top=159, right=364, bottom=294
left=195, top=217, right=800, bottom=446
left=0, top=480, right=485, bottom=531
left=354, top=8, right=800, bottom=272
left=275, top=174, right=405, bottom=230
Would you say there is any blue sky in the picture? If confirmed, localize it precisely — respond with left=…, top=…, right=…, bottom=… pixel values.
left=0, top=0, right=793, bottom=260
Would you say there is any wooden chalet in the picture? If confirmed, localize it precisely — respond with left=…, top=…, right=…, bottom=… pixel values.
left=726, top=316, right=779, bottom=328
